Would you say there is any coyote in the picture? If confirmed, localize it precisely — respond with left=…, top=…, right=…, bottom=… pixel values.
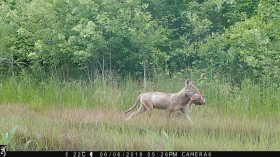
left=125, top=80, right=205, bottom=123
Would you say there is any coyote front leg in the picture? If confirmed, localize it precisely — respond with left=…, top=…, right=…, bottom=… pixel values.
left=181, top=106, right=193, bottom=125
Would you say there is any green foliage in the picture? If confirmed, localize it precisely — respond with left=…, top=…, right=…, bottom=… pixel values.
left=191, top=0, right=280, bottom=83
left=0, top=0, right=279, bottom=84
left=0, top=0, right=169, bottom=78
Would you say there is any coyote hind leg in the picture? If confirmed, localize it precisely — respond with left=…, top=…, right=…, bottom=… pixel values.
left=126, top=104, right=146, bottom=121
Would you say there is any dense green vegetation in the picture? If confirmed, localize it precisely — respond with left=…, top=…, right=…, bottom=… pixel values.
left=1, top=0, right=280, bottom=151
left=0, top=0, right=279, bottom=83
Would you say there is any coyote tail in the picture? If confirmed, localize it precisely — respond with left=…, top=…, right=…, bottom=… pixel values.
left=124, top=95, right=141, bottom=114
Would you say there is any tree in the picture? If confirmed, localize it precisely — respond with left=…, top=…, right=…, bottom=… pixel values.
left=192, top=0, right=280, bottom=83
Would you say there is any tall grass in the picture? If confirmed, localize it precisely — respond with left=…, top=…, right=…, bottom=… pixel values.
left=0, top=74, right=138, bottom=110
left=0, top=73, right=279, bottom=115
left=0, top=72, right=279, bottom=150
left=0, top=126, right=18, bottom=145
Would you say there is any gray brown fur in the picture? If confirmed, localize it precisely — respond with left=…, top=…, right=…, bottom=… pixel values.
left=124, top=80, right=205, bottom=124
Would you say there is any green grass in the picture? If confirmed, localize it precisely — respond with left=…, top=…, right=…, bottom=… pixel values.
left=0, top=74, right=279, bottom=150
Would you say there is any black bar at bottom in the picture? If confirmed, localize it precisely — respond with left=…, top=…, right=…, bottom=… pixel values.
left=5, top=151, right=280, bottom=157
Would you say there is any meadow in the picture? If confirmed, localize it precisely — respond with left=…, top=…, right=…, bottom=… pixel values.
left=0, top=74, right=280, bottom=151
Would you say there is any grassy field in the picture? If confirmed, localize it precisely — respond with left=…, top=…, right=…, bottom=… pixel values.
left=0, top=75, right=280, bottom=151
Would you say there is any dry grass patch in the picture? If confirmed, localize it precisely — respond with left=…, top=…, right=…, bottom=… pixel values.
left=1, top=104, right=279, bottom=151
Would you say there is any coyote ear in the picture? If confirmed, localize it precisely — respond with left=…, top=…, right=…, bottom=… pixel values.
left=185, top=79, right=192, bottom=86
